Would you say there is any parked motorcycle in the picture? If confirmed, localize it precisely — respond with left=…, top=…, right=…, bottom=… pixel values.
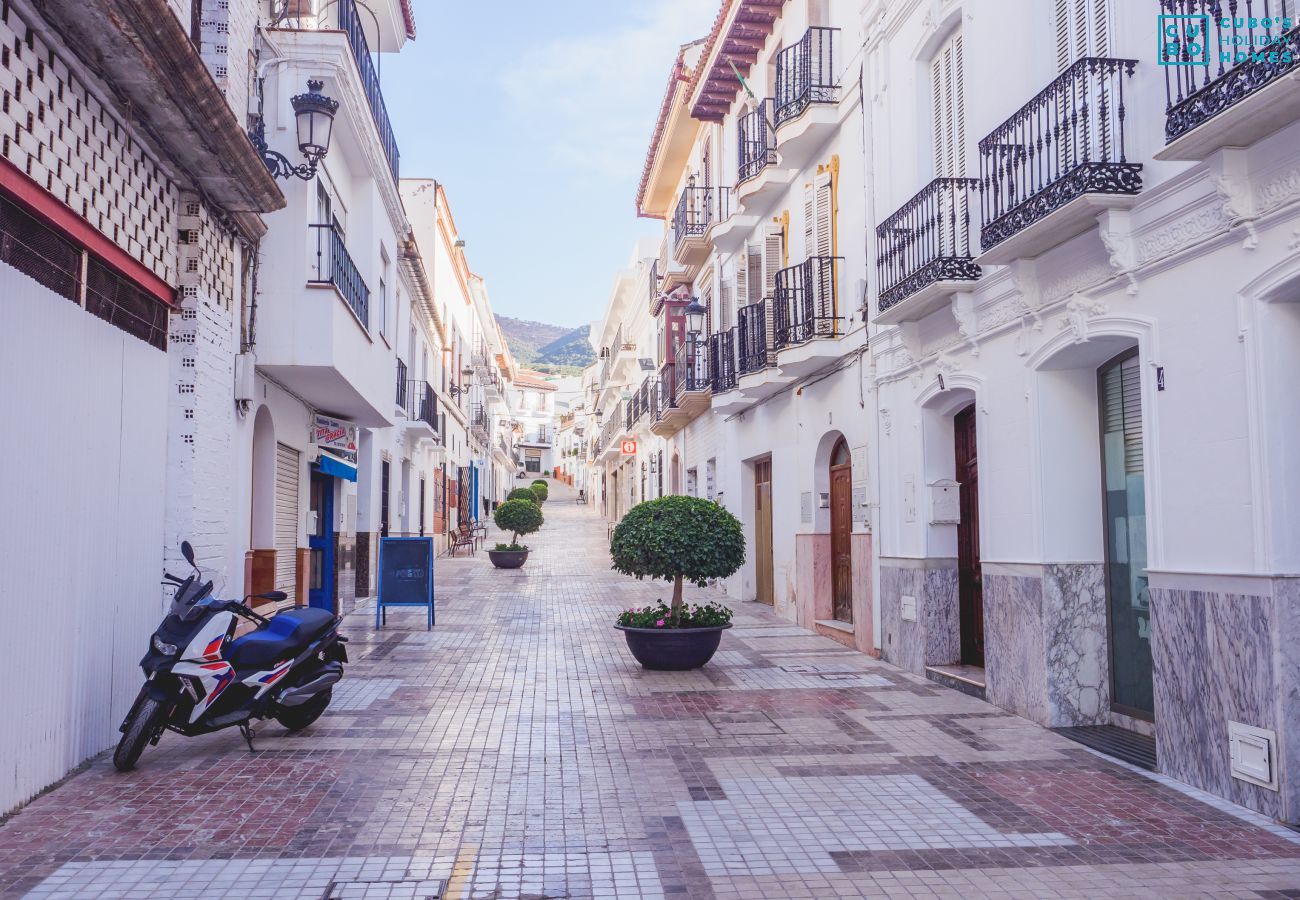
left=113, top=541, right=348, bottom=771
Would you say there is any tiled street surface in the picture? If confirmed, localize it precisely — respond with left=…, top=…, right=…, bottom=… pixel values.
left=3, top=485, right=1300, bottom=898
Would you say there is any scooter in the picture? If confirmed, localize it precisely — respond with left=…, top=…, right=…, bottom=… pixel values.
left=113, top=540, right=348, bottom=771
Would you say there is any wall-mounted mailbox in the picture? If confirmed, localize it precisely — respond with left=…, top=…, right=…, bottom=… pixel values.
left=929, top=479, right=961, bottom=525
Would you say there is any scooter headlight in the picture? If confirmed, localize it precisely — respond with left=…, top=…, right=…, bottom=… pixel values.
left=151, top=635, right=179, bottom=657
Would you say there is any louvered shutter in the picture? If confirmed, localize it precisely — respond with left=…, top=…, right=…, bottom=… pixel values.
left=1101, top=353, right=1143, bottom=480
left=931, top=33, right=965, bottom=178
left=813, top=172, right=835, bottom=328
left=734, top=253, right=748, bottom=318
left=763, top=227, right=783, bottom=361
left=1055, top=0, right=1109, bottom=70
left=274, top=443, right=300, bottom=597
left=746, top=239, right=764, bottom=306
left=719, top=277, right=733, bottom=331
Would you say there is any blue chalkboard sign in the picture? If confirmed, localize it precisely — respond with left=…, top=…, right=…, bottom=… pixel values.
left=376, top=536, right=434, bottom=629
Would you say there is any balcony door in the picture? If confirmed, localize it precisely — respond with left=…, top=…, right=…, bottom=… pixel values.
left=930, top=32, right=967, bottom=179
left=1054, top=0, right=1110, bottom=71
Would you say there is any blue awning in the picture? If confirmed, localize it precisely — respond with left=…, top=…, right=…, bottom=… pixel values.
left=317, top=451, right=357, bottom=482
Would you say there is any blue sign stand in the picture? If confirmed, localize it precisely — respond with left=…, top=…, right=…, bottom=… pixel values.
left=376, top=536, right=434, bottom=630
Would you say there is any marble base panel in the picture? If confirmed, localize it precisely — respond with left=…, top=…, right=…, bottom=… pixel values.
left=1043, top=563, right=1109, bottom=726
left=983, top=572, right=1049, bottom=724
left=879, top=558, right=958, bottom=676
left=793, top=533, right=874, bottom=653
left=1150, top=578, right=1286, bottom=821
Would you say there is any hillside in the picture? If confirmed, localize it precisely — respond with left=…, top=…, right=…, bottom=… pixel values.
left=496, top=316, right=594, bottom=376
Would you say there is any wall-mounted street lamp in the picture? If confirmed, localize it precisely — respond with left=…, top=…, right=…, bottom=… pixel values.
left=249, top=79, right=339, bottom=181
left=683, top=296, right=707, bottom=338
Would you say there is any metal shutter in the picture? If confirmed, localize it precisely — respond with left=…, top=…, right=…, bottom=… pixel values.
left=1101, top=353, right=1143, bottom=475
left=274, top=443, right=300, bottom=596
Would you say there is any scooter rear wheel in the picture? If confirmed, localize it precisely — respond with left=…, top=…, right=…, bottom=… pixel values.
left=275, top=688, right=332, bottom=732
left=113, top=696, right=165, bottom=772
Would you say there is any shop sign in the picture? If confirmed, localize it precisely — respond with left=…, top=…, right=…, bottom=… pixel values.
left=313, top=414, right=358, bottom=464
left=620, top=439, right=638, bottom=455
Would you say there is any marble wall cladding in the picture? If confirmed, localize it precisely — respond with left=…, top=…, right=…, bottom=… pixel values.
left=879, top=560, right=959, bottom=675
left=1043, top=564, right=1109, bottom=727
left=984, top=573, right=1049, bottom=724
left=850, top=534, right=874, bottom=653
left=794, top=534, right=832, bottom=627
left=1276, top=578, right=1300, bottom=825
left=1151, top=586, right=1281, bottom=820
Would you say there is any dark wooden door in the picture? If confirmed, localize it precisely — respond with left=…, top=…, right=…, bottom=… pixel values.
left=754, top=459, right=774, bottom=605
left=955, top=404, right=984, bottom=666
left=829, top=440, right=853, bottom=622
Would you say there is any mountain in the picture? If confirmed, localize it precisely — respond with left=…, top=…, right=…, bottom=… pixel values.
left=496, top=316, right=594, bottom=376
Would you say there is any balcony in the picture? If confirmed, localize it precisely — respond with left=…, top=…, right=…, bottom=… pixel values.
left=737, top=98, right=793, bottom=208
left=1159, top=4, right=1300, bottom=160
left=395, top=365, right=438, bottom=442
left=976, top=57, right=1141, bottom=265
left=707, top=186, right=756, bottom=253
left=773, top=27, right=842, bottom=169
left=651, top=338, right=710, bottom=437
left=773, top=256, right=842, bottom=376
left=672, top=185, right=719, bottom=267
left=737, top=299, right=794, bottom=400
left=309, top=223, right=369, bottom=327
left=469, top=403, right=489, bottom=445
left=271, top=0, right=400, bottom=183
left=876, top=178, right=983, bottom=324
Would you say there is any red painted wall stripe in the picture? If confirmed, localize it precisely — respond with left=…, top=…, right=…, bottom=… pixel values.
left=0, top=156, right=178, bottom=306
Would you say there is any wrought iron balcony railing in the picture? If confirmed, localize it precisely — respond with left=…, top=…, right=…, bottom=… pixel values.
left=978, top=57, right=1141, bottom=253
left=738, top=301, right=773, bottom=375
left=738, top=98, right=777, bottom=183
left=674, top=336, right=710, bottom=399
left=672, top=185, right=713, bottom=250
left=773, top=256, right=841, bottom=348
left=877, top=178, right=982, bottom=314
left=309, top=223, right=369, bottom=327
left=710, top=329, right=738, bottom=393
left=272, top=0, right=400, bottom=183
left=400, top=379, right=437, bottom=431
left=774, top=27, right=841, bottom=126
left=1161, top=1, right=1300, bottom=143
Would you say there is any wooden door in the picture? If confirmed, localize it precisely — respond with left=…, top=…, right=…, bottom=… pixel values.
left=954, top=405, right=984, bottom=666
left=829, top=440, right=853, bottom=622
left=754, top=459, right=775, bottom=605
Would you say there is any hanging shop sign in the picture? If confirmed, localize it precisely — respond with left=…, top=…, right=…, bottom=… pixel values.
left=620, top=439, right=638, bottom=455
left=313, top=414, right=358, bottom=465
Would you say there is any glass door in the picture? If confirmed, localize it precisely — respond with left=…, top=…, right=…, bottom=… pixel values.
left=1099, top=349, right=1153, bottom=718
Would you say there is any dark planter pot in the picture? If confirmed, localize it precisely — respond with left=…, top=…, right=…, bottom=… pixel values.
left=488, top=549, right=529, bottom=569
left=614, top=623, right=731, bottom=670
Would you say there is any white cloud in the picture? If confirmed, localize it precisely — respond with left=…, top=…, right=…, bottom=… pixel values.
left=499, top=0, right=717, bottom=179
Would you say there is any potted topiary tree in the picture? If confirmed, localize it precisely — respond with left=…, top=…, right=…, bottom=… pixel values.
left=490, top=498, right=543, bottom=569
left=611, top=496, right=745, bottom=670
left=507, top=487, right=539, bottom=504
left=529, top=480, right=549, bottom=504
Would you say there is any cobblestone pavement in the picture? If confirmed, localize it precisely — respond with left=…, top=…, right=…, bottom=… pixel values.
left=3, top=483, right=1300, bottom=898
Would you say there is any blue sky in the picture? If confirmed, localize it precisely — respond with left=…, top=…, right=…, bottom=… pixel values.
left=383, top=0, right=717, bottom=328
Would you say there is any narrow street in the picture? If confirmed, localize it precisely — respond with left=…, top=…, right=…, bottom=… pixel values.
left=1, top=483, right=1298, bottom=899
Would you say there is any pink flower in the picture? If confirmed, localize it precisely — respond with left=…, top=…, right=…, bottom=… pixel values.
left=655, top=619, right=665, bottom=628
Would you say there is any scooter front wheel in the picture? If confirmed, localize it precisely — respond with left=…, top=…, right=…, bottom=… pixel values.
left=113, top=696, right=165, bottom=772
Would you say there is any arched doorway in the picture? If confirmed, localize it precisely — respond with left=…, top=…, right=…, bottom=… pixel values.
left=954, top=403, right=982, bottom=667
left=829, top=438, right=853, bottom=622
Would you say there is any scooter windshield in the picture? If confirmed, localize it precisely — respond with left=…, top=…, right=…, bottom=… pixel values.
left=169, top=578, right=215, bottom=622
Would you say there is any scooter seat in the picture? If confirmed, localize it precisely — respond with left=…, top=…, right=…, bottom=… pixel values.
left=228, top=607, right=336, bottom=671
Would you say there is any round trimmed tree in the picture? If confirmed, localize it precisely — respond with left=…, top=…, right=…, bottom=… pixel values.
left=507, top=487, right=539, bottom=504
left=529, top=481, right=549, bottom=503
left=494, top=498, right=544, bottom=549
left=610, top=496, right=745, bottom=621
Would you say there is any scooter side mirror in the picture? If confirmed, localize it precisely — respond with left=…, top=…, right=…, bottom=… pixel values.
left=180, top=541, right=196, bottom=568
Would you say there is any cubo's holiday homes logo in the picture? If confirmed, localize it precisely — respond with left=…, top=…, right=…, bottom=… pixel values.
left=1160, top=12, right=1295, bottom=67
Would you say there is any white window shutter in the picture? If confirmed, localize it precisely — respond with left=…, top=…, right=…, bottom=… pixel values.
left=719, top=277, right=733, bottom=331
left=815, top=172, right=833, bottom=258
left=930, top=33, right=965, bottom=178
left=747, top=239, right=764, bottom=306
left=1055, top=0, right=1109, bottom=70
left=735, top=252, right=749, bottom=312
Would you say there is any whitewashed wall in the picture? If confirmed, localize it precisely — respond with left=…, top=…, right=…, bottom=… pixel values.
left=0, top=271, right=169, bottom=814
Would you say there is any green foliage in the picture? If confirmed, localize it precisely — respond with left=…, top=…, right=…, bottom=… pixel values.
left=529, top=481, right=549, bottom=502
left=507, top=487, right=539, bottom=504
left=617, top=601, right=733, bottom=629
left=493, top=543, right=528, bottom=552
left=493, top=499, right=544, bottom=544
left=610, top=496, right=745, bottom=587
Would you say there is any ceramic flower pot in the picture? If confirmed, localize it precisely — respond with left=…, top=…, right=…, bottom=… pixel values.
left=488, top=549, right=529, bottom=569
left=613, top=623, right=731, bottom=670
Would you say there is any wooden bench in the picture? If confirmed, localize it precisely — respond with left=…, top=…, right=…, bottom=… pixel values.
left=449, top=525, right=477, bottom=556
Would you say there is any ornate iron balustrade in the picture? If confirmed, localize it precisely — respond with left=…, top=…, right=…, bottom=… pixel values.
left=674, top=336, right=710, bottom=399
left=738, top=301, right=773, bottom=374
left=599, top=404, right=622, bottom=453
left=401, top=379, right=437, bottom=431
left=978, top=57, right=1141, bottom=253
left=1161, top=1, right=1300, bottom=143
left=710, top=329, right=738, bottom=393
left=309, top=223, right=370, bottom=327
left=774, top=27, right=841, bottom=126
left=737, top=99, right=777, bottom=183
left=655, top=368, right=676, bottom=421
left=773, top=256, right=842, bottom=348
left=877, top=178, right=982, bottom=314
left=672, top=185, right=714, bottom=250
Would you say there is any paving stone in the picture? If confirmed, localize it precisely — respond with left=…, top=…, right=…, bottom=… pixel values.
left=1, top=481, right=1299, bottom=897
